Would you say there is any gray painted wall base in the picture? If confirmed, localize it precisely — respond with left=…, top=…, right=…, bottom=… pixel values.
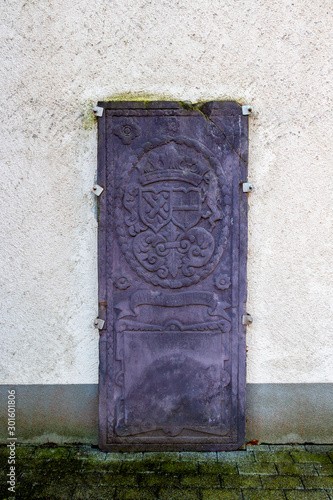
left=246, top=383, right=333, bottom=444
left=0, top=385, right=98, bottom=444
left=0, top=384, right=332, bottom=444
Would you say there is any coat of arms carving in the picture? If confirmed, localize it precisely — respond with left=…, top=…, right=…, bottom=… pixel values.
left=98, top=101, right=249, bottom=451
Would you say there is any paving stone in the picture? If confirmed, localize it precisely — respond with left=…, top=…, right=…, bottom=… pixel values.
left=270, top=445, right=306, bottom=452
left=16, top=445, right=36, bottom=458
left=121, top=460, right=161, bottom=473
left=143, top=452, right=180, bottom=461
left=291, top=452, right=332, bottom=464
left=73, top=485, right=116, bottom=499
left=277, top=462, right=318, bottom=476
left=98, top=473, right=137, bottom=486
left=199, top=462, right=238, bottom=475
left=11, top=480, right=33, bottom=499
left=20, top=468, right=63, bottom=483
left=201, top=489, right=242, bottom=499
left=0, top=482, right=11, bottom=500
left=6, top=444, right=333, bottom=499
left=29, top=481, right=76, bottom=498
left=181, top=452, right=217, bottom=462
left=115, top=487, right=156, bottom=499
left=302, top=476, right=333, bottom=489
left=254, top=451, right=294, bottom=463
left=261, top=475, right=304, bottom=489
left=160, top=461, right=198, bottom=474
left=33, top=446, right=71, bottom=460
left=305, top=445, right=333, bottom=453
left=33, top=457, right=82, bottom=474
left=121, top=452, right=144, bottom=461
left=105, top=453, right=129, bottom=462
left=0, top=456, right=8, bottom=469
left=138, top=471, right=180, bottom=487
left=315, top=464, right=333, bottom=476
left=64, top=471, right=104, bottom=486
left=218, top=451, right=255, bottom=463
left=69, top=445, right=91, bottom=451
left=159, top=487, right=200, bottom=499
left=220, top=474, right=261, bottom=488
left=238, top=462, right=278, bottom=475
left=246, top=444, right=271, bottom=451
left=285, top=491, right=330, bottom=499
left=181, top=473, right=220, bottom=488
left=71, top=448, right=106, bottom=462
left=243, top=491, right=286, bottom=500
left=0, top=446, right=8, bottom=456
left=81, top=459, right=121, bottom=472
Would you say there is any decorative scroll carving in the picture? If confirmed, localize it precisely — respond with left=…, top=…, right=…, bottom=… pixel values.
left=116, top=290, right=231, bottom=322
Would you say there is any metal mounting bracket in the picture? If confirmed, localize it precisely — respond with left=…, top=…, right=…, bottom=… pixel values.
left=93, top=106, right=104, bottom=117
left=242, top=105, right=253, bottom=116
left=242, top=182, right=254, bottom=193
left=94, top=318, right=105, bottom=330
left=242, top=314, right=253, bottom=326
left=92, top=184, right=104, bottom=196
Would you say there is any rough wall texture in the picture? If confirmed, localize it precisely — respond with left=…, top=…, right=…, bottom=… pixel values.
left=0, top=0, right=332, bottom=386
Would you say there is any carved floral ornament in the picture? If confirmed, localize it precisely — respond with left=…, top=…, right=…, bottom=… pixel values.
left=215, top=274, right=231, bottom=291
left=115, top=276, right=131, bottom=290
left=115, top=137, right=231, bottom=288
left=113, top=118, right=141, bottom=145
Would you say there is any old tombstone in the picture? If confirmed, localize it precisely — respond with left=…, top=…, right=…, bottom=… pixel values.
left=97, top=101, right=249, bottom=451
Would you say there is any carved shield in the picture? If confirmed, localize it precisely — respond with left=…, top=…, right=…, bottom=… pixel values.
left=171, top=188, right=201, bottom=231
left=139, top=188, right=172, bottom=233
left=97, top=101, right=249, bottom=451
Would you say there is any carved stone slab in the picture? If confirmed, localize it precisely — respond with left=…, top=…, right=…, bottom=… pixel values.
left=97, top=101, right=249, bottom=451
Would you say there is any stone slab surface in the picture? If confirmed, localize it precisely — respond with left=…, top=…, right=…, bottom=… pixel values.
left=1, top=444, right=333, bottom=499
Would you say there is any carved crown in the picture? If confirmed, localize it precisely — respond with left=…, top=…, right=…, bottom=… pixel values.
left=138, top=144, right=208, bottom=186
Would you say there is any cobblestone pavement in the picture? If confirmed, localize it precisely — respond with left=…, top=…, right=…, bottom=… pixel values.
left=1, top=444, right=333, bottom=499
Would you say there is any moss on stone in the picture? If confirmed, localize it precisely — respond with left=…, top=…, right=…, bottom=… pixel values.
left=99, top=91, right=175, bottom=103
left=33, top=445, right=71, bottom=460
left=159, top=488, right=200, bottom=499
left=81, top=100, right=98, bottom=131
left=114, top=488, right=156, bottom=499
left=202, top=490, right=242, bottom=500
left=199, top=462, right=238, bottom=475
left=276, top=462, right=317, bottom=476
left=181, top=473, right=220, bottom=488
left=161, top=461, right=198, bottom=474
left=291, top=451, right=332, bottom=464
left=121, top=460, right=161, bottom=473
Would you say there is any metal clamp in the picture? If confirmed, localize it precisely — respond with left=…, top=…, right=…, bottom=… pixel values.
left=242, top=183, right=254, bottom=193
left=94, top=318, right=105, bottom=330
left=242, top=105, right=253, bottom=116
left=92, top=184, right=104, bottom=196
left=242, top=314, right=253, bottom=326
left=92, top=106, right=104, bottom=117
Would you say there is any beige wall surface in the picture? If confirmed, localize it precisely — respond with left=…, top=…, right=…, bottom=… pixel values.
left=1, top=0, right=332, bottom=384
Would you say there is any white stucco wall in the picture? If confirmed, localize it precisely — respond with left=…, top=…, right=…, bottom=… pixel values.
left=1, top=0, right=332, bottom=385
